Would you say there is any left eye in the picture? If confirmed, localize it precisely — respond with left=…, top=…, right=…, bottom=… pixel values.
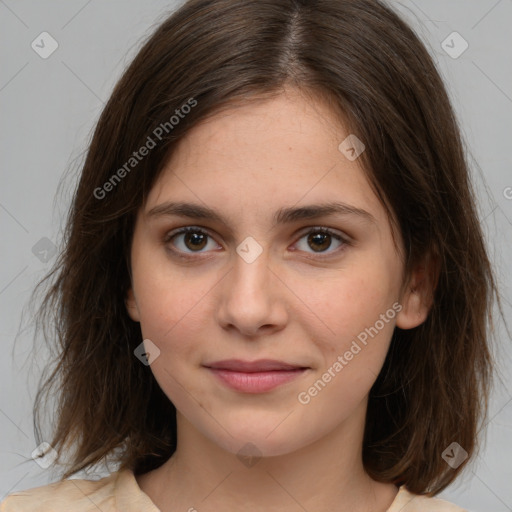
left=294, top=228, right=346, bottom=255
left=164, top=226, right=347, bottom=258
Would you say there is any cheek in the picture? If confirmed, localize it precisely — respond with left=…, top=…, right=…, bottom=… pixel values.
left=131, top=251, right=216, bottom=360
left=133, top=269, right=213, bottom=412
left=294, top=263, right=398, bottom=337
left=136, top=283, right=207, bottom=355
left=288, top=255, right=399, bottom=381
left=296, top=299, right=396, bottom=420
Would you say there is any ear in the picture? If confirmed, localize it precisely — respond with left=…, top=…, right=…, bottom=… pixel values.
left=396, top=253, right=439, bottom=330
left=125, top=288, right=141, bottom=322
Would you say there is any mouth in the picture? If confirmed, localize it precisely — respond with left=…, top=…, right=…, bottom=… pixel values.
left=203, top=359, right=310, bottom=393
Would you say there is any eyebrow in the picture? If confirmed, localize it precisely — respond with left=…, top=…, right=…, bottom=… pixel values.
left=146, top=201, right=376, bottom=227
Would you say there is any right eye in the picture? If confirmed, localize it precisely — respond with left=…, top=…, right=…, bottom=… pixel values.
left=164, top=226, right=221, bottom=259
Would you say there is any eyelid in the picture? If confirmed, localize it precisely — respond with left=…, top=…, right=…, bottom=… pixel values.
left=295, top=225, right=352, bottom=244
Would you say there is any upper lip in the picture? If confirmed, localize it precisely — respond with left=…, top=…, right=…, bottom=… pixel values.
left=204, top=359, right=307, bottom=372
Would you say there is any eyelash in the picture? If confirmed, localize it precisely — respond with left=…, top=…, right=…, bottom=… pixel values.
left=163, top=226, right=350, bottom=261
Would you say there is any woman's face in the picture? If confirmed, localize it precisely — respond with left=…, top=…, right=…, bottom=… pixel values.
left=127, top=88, right=426, bottom=458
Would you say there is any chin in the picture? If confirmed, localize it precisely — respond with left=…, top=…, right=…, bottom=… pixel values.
left=201, top=419, right=315, bottom=459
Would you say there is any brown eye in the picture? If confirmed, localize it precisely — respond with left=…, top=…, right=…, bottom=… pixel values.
left=164, top=226, right=348, bottom=261
left=165, top=227, right=219, bottom=255
left=307, top=232, right=332, bottom=252
left=183, top=231, right=208, bottom=251
left=295, top=228, right=347, bottom=256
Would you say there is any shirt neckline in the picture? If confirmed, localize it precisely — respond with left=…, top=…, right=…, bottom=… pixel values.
left=114, top=468, right=412, bottom=512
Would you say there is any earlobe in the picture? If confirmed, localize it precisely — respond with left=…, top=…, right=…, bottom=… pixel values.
left=125, top=288, right=141, bottom=322
left=395, top=287, right=431, bottom=329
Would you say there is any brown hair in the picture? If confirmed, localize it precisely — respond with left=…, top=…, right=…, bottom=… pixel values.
left=30, top=0, right=498, bottom=495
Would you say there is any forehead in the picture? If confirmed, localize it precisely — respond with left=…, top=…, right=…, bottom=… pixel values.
left=144, top=89, right=385, bottom=230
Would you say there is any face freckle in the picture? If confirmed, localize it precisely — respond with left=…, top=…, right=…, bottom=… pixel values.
left=126, top=87, right=422, bottom=459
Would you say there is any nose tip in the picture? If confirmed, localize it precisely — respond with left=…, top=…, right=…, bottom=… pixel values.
left=215, top=250, right=288, bottom=337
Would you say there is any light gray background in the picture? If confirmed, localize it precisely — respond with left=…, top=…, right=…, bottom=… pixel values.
left=1, top=0, right=511, bottom=510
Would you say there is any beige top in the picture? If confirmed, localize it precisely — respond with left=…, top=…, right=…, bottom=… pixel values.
left=1, top=469, right=467, bottom=511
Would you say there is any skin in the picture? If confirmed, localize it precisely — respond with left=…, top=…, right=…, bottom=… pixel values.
left=126, top=87, right=432, bottom=512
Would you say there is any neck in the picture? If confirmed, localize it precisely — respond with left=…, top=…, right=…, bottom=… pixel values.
left=136, top=400, right=398, bottom=512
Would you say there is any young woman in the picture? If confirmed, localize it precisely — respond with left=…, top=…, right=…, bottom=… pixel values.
left=1, top=0, right=498, bottom=510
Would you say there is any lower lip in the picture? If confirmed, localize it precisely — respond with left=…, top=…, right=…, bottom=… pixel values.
left=207, top=368, right=307, bottom=393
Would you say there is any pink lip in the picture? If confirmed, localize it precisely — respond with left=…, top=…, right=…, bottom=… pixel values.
left=206, top=359, right=306, bottom=372
left=204, top=359, right=309, bottom=393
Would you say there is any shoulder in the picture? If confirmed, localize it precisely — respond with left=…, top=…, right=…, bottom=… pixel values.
left=0, top=471, right=121, bottom=512
left=388, top=486, right=467, bottom=512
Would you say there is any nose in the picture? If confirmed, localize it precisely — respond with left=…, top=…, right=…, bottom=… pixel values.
left=215, top=247, right=288, bottom=338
